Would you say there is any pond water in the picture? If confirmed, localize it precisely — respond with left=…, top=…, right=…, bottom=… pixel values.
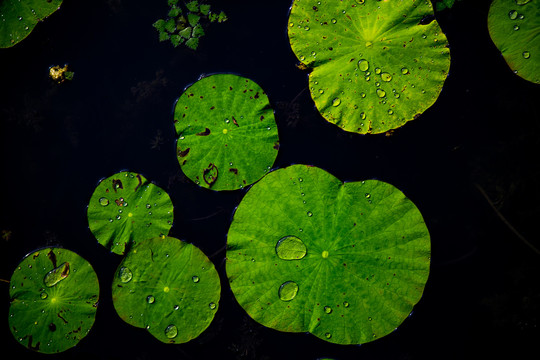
left=1, top=0, right=539, bottom=359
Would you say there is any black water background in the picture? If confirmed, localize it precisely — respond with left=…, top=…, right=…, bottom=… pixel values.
left=1, top=0, right=539, bottom=359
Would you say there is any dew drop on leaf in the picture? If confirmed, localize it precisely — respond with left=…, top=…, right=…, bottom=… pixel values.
left=43, top=262, right=70, bottom=287
left=278, top=281, right=299, bottom=301
left=276, top=235, right=307, bottom=260
left=119, top=267, right=133, bottom=283
left=165, top=324, right=178, bottom=339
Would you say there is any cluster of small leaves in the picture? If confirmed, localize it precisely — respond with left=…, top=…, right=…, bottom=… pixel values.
left=434, top=0, right=462, bottom=11
left=152, top=0, right=227, bottom=50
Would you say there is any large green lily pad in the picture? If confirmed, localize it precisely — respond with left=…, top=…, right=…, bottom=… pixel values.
left=8, top=247, right=99, bottom=353
left=288, top=0, right=450, bottom=134
left=112, top=236, right=221, bottom=344
left=0, top=0, right=63, bottom=48
left=227, top=165, right=430, bottom=344
left=488, top=0, right=539, bottom=84
left=87, top=171, right=174, bottom=255
left=174, top=74, right=279, bottom=191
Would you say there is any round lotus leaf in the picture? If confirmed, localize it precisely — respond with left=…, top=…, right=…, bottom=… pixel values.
left=87, top=171, right=174, bottom=255
left=8, top=247, right=99, bottom=353
left=288, top=0, right=450, bottom=134
left=112, top=236, right=221, bottom=344
left=226, top=165, right=431, bottom=344
left=0, top=0, right=63, bottom=48
left=174, top=74, right=279, bottom=191
left=488, top=0, right=540, bottom=84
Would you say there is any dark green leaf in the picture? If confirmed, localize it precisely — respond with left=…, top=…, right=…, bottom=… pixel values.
left=185, top=36, right=199, bottom=50
left=9, top=247, right=99, bottom=353
left=0, top=0, right=63, bottom=48
left=174, top=74, right=279, bottom=191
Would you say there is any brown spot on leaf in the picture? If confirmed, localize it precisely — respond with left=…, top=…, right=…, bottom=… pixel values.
left=203, top=163, right=218, bottom=186
left=232, top=116, right=239, bottom=127
left=112, top=179, right=123, bottom=192
left=229, top=168, right=238, bottom=175
left=273, top=142, right=280, bottom=150
left=196, top=128, right=211, bottom=136
left=178, top=148, right=190, bottom=157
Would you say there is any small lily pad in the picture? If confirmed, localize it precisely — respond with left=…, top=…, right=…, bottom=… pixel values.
left=112, top=236, right=221, bottom=344
left=488, top=0, right=539, bottom=84
left=288, top=0, right=450, bottom=134
left=8, top=247, right=99, bottom=353
left=174, top=74, right=279, bottom=191
left=87, top=171, right=174, bottom=255
left=0, top=0, right=63, bottom=48
left=227, top=165, right=430, bottom=344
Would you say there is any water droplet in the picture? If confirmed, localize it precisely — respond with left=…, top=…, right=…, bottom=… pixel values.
left=319, top=89, right=324, bottom=94
left=209, top=302, right=216, bottom=310
left=360, top=112, right=366, bottom=120
left=173, top=305, right=179, bottom=310
left=376, top=89, right=386, bottom=98
left=276, top=235, right=307, bottom=260
left=361, top=92, right=366, bottom=98
left=192, top=275, right=200, bottom=283
left=307, top=211, right=313, bottom=217
left=332, top=98, right=341, bottom=107
left=514, top=25, right=520, bottom=31
left=523, top=51, right=530, bottom=59
left=278, top=281, right=299, bottom=301
left=146, top=204, right=151, bottom=209
left=381, top=72, right=392, bottom=82
left=99, top=197, right=109, bottom=206
left=331, top=18, right=337, bottom=24
left=119, top=267, right=133, bottom=283
left=325, top=332, right=332, bottom=339
left=18, top=16, right=22, bottom=21
left=374, top=68, right=381, bottom=75
left=40, top=292, right=48, bottom=300
left=515, top=0, right=530, bottom=5
left=388, top=109, right=394, bottom=115
left=368, top=316, right=373, bottom=321
left=401, top=68, right=409, bottom=75
left=365, top=193, right=371, bottom=199
left=43, top=262, right=70, bottom=287
left=324, top=306, right=332, bottom=314
left=358, top=59, right=369, bottom=71
left=343, top=301, right=350, bottom=308
left=304, top=26, right=310, bottom=31
left=146, top=295, right=155, bottom=304
left=165, top=324, right=178, bottom=339
left=508, top=10, right=518, bottom=19
left=116, top=215, right=122, bottom=220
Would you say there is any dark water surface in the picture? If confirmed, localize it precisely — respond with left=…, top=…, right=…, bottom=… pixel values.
left=1, top=0, right=539, bottom=359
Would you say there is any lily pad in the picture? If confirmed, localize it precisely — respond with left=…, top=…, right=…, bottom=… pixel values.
left=174, top=74, right=279, bottom=190
left=8, top=247, right=99, bottom=353
left=288, top=0, right=450, bottom=134
left=488, top=0, right=540, bottom=84
left=0, top=0, right=63, bottom=48
left=226, top=165, right=430, bottom=344
left=112, top=236, right=221, bottom=344
left=87, top=171, right=174, bottom=255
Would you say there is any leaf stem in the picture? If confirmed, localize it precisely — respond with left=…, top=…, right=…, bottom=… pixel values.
left=475, top=183, right=540, bottom=256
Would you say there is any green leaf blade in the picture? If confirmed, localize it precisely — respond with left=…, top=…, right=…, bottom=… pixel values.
left=87, top=171, right=174, bottom=255
left=0, top=0, right=63, bottom=48
left=288, top=0, right=450, bottom=134
left=112, top=237, right=221, bottom=344
left=8, top=247, right=99, bottom=353
left=488, top=0, right=540, bottom=84
left=174, top=74, right=279, bottom=191
left=227, top=165, right=430, bottom=344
